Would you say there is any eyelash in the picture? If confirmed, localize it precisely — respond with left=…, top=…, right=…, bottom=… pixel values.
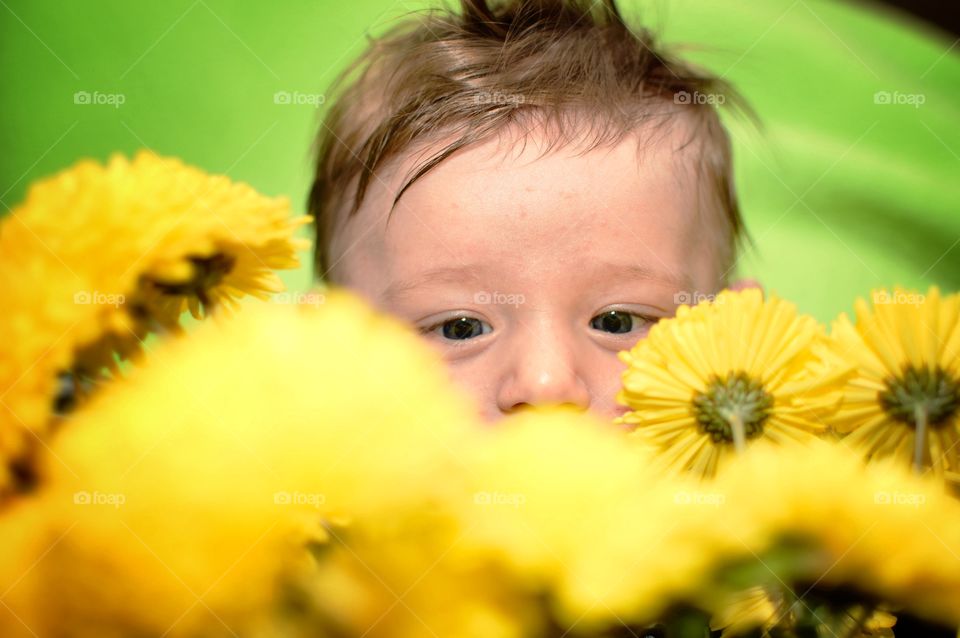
left=419, top=310, right=659, bottom=342
left=419, top=316, right=492, bottom=342
left=589, top=310, right=660, bottom=336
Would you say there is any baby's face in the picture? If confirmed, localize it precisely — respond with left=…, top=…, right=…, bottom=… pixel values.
left=330, top=124, right=726, bottom=422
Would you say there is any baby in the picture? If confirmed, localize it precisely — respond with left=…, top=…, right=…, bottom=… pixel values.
left=308, top=0, right=754, bottom=422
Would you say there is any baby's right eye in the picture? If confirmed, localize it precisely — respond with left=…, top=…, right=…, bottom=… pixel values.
left=421, top=316, right=493, bottom=341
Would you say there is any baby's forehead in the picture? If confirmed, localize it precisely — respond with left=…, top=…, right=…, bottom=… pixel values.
left=371, top=110, right=714, bottom=208
left=330, top=112, right=727, bottom=286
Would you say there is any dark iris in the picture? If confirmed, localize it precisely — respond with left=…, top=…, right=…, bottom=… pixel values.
left=441, top=317, right=485, bottom=340
left=590, top=310, right=635, bottom=334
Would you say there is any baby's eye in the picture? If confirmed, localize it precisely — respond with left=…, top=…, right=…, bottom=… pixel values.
left=589, top=310, right=655, bottom=335
left=422, top=316, right=493, bottom=341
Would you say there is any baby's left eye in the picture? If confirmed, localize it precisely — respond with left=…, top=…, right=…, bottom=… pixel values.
left=589, top=310, right=654, bottom=335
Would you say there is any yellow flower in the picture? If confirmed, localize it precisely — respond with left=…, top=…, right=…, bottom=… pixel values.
left=709, top=586, right=781, bottom=637
left=704, top=441, right=960, bottom=632
left=463, top=412, right=960, bottom=635
left=0, top=151, right=309, bottom=493
left=616, top=289, right=850, bottom=478
left=710, top=586, right=895, bottom=637
left=463, top=406, right=742, bottom=630
left=828, top=286, right=960, bottom=474
left=0, top=289, right=513, bottom=637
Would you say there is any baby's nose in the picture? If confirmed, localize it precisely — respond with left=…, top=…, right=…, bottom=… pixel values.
left=495, top=325, right=591, bottom=416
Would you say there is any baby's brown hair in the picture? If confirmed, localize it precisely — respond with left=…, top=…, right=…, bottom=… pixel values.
left=309, top=0, right=746, bottom=280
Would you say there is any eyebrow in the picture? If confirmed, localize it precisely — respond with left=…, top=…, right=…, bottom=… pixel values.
left=381, top=264, right=486, bottom=303
left=381, top=261, right=691, bottom=303
left=587, top=262, right=693, bottom=291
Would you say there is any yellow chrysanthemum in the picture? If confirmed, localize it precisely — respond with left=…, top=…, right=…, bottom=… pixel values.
left=616, top=289, right=851, bottom=477
left=702, top=440, right=960, bottom=632
left=0, top=151, right=309, bottom=493
left=0, top=289, right=530, bottom=637
left=827, top=286, right=960, bottom=474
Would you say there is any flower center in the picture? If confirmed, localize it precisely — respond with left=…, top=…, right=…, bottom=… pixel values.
left=879, top=365, right=960, bottom=429
left=149, top=253, right=236, bottom=309
left=692, top=371, right=774, bottom=444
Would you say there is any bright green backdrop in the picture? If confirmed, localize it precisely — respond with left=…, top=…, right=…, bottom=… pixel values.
left=1, top=0, right=958, bottom=322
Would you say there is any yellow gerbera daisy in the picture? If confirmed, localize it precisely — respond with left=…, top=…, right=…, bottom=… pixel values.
left=616, top=289, right=851, bottom=478
left=827, top=286, right=960, bottom=474
left=0, top=151, right=310, bottom=494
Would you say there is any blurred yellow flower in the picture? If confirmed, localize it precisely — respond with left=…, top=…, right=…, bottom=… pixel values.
left=0, top=289, right=516, bottom=637
left=705, top=440, right=960, bottom=631
left=616, top=289, right=850, bottom=478
left=828, top=286, right=960, bottom=474
left=462, top=406, right=743, bottom=631
left=710, top=586, right=895, bottom=637
left=0, top=151, right=309, bottom=493
left=710, top=586, right=779, bottom=638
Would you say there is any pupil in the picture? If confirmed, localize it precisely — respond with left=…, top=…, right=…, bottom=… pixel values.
left=443, top=317, right=481, bottom=340
left=594, top=311, right=632, bottom=334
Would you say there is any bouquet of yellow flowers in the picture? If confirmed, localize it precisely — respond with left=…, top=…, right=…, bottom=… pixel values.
left=0, top=154, right=957, bottom=638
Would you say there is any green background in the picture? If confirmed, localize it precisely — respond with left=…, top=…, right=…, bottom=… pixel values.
left=1, top=0, right=957, bottom=322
